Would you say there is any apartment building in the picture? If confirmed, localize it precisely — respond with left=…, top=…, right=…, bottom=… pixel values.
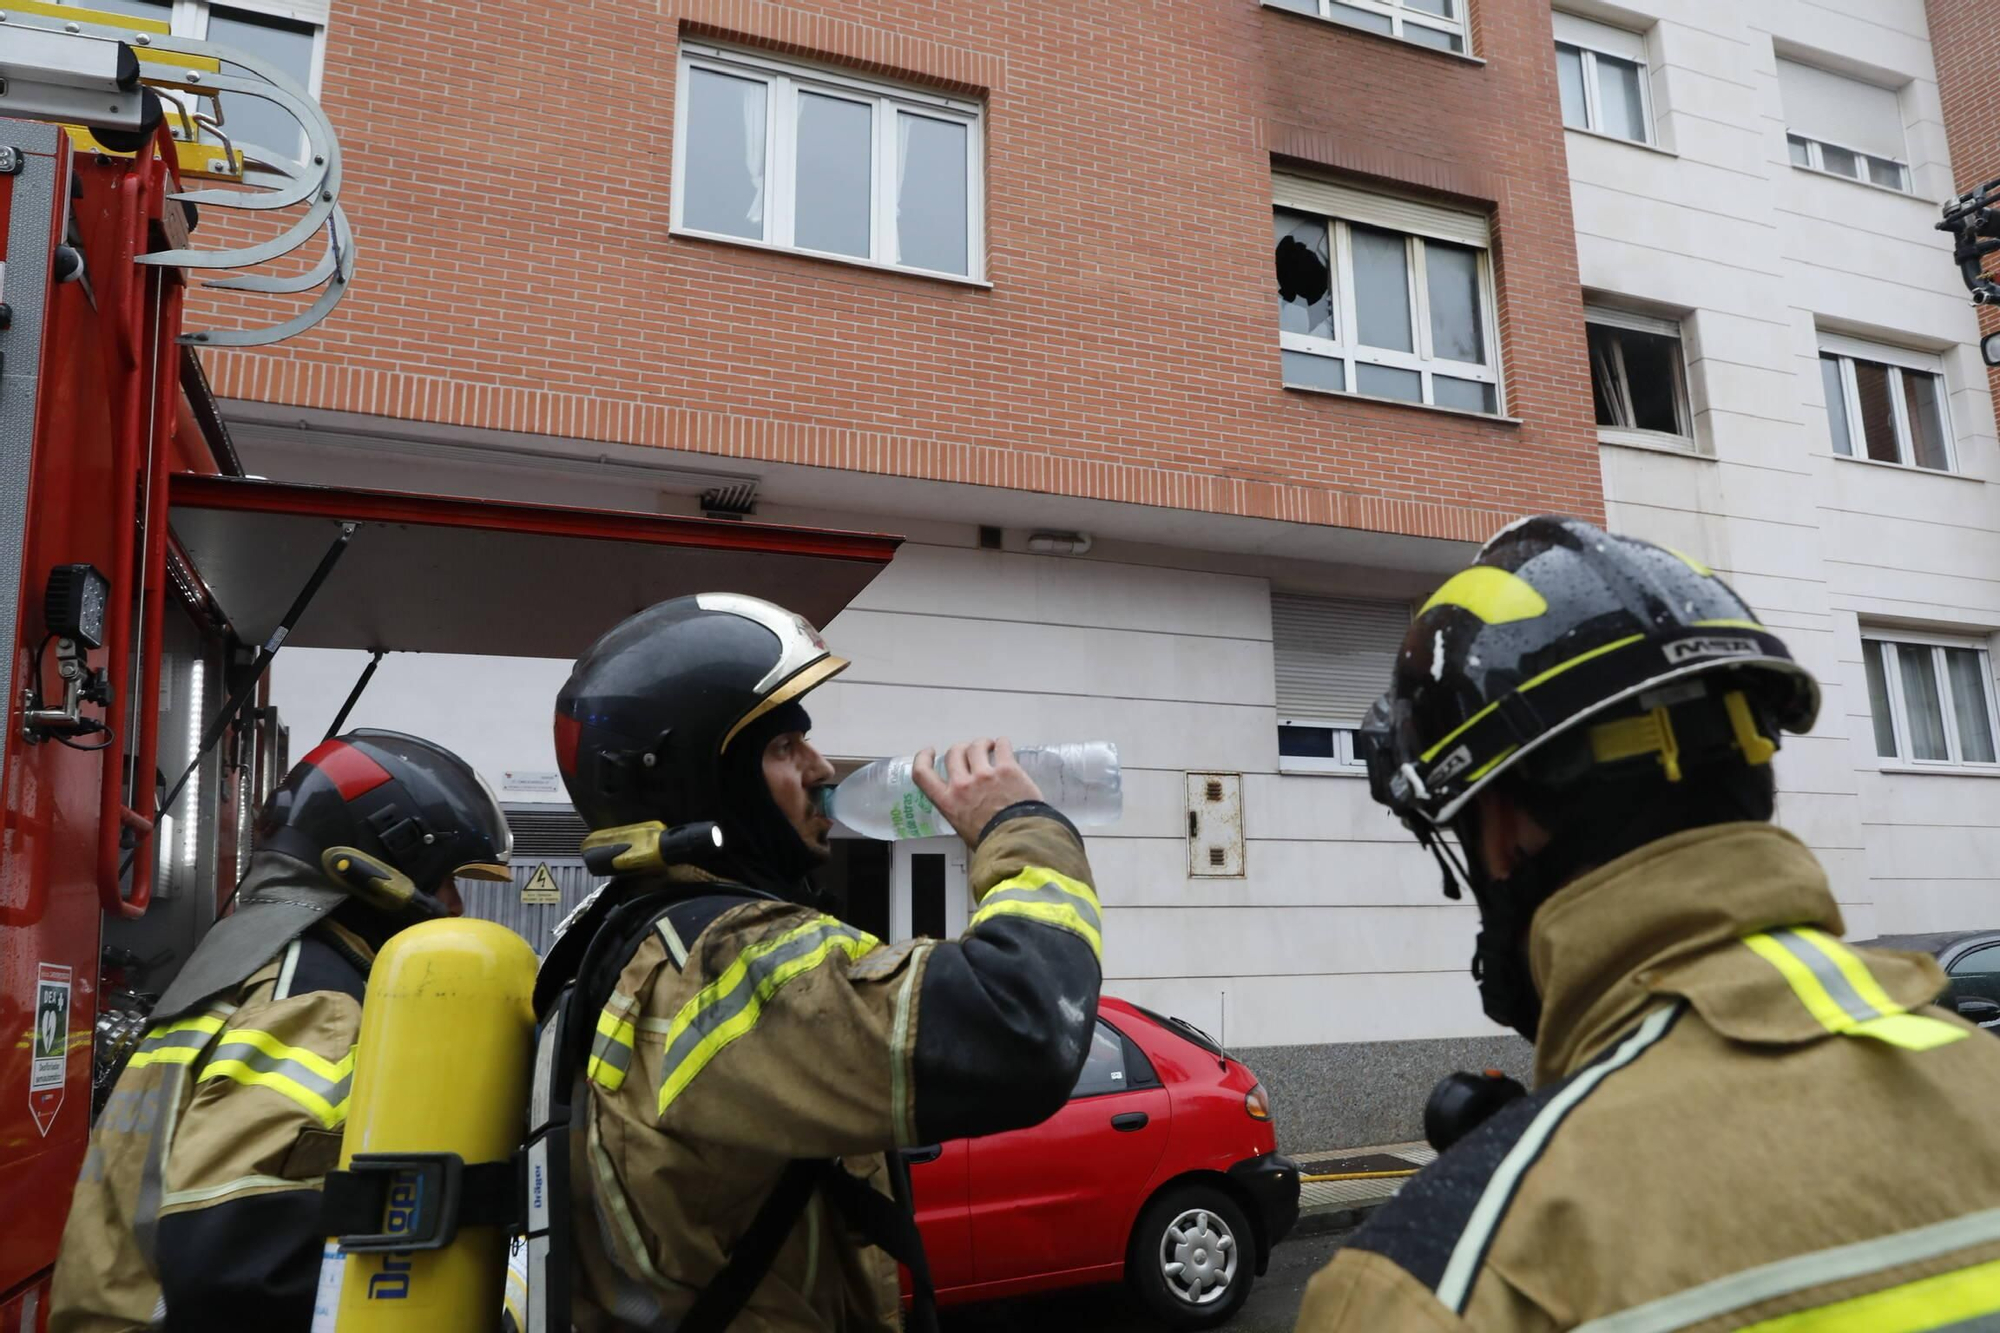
left=132, top=0, right=1996, bottom=1144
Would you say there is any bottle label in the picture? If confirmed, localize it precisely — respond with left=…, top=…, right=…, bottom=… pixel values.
left=888, top=788, right=943, bottom=840
left=309, top=1242, right=345, bottom=1332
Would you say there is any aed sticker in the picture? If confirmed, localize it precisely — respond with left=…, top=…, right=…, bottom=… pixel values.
left=30, top=962, right=71, bottom=1136
left=521, top=863, right=562, bottom=905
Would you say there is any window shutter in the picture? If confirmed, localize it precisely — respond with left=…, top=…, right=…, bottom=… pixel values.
left=1272, top=595, right=1410, bottom=725
left=1553, top=12, right=1645, bottom=62
left=1273, top=173, right=1490, bottom=248
left=1777, top=59, right=1905, bottom=161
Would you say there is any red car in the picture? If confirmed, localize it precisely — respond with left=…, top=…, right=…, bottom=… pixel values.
left=906, top=996, right=1300, bottom=1328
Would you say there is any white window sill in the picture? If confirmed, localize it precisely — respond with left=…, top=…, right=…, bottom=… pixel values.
left=1876, top=762, right=2000, bottom=779
left=1259, top=2, right=1485, bottom=64
left=1600, top=428, right=1705, bottom=458
left=1831, top=453, right=1980, bottom=483
left=1788, top=163, right=1918, bottom=201
left=1284, top=380, right=1523, bottom=425
left=1564, top=125, right=1675, bottom=157
left=1279, top=761, right=1369, bottom=778
left=668, top=226, right=993, bottom=289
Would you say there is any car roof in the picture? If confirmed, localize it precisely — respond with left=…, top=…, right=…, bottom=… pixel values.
left=1856, top=930, right=2000, bottom=957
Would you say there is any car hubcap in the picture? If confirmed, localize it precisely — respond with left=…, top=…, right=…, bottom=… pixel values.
left=1160, top=1207, right=1237, bottom=1306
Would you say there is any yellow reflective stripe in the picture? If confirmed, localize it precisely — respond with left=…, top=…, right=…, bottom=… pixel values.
left=1419, top=566, right=1549, bottom=625
left=199, top=1060, right=347, bottom=1128
left=1744, top=932, right=1861, bottom=1034
left=587, top=1001, right=637, bottom=1092
left=1797, top=930, right=1902, bottom=1018
left=197, top=1028, right=355, bottom=1129
left=655, top=917, right=878, bottom=1117
left=1463, top=744, right=1519, bottom=785
left=125, top=1012, right=229, bottom=1068
left=210, top=1027, right=350, bottom=1083
left=1849, top=1012, right=1968, bottom=1051
left=1694, top=617, right=1765, bottom=631
left=971, top=870, right=1103, bottom=960
left=1420, top=634, right=1648, bottom=763
left=975, top=899, right=1103, bottom=959
left=1738, top=1256, right=2000, bottom=1332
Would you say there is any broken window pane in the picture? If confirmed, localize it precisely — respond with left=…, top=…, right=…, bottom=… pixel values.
left=1275, top=211, right=1335, bottom=340
left=896, top=113, right=969, bottom=275
left=684, top=68, right=769, bottom=239
left=1351, top=225, right=1413, bottom=353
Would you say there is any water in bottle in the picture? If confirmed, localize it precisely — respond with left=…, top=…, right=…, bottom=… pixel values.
left=823, top=741, right=1122, bottom=840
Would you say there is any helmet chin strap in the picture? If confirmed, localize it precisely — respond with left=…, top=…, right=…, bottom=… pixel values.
left=1414, top=811, right=1550, bottom=1042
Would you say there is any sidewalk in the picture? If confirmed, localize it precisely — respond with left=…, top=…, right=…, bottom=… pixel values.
left=1290, top=1141, right=1437, bottom=1236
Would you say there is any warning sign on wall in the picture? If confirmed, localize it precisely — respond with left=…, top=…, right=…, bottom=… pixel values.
left=520, top=863, right=562, bottom=905
left=31, top=962, right=71, bottom=1136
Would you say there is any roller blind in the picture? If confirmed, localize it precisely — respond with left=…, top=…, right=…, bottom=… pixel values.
left=1272, top=594, right=1411, bottom=725
left=1553, top=12, right=1645, bottom=61
left=1777, top=58, right=1906, bottom=161
left=1273, top=173, right=1490, bottom=248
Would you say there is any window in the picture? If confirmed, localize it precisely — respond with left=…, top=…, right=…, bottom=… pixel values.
left=1273, top=593, right=1410, bottom=772
left=1778, top=58, right=1909, bottom=192
left=1587, top=307, right=1691, bottom=447
left=1862, top=633, right=1998, bottom=769
left=673, top=44, right=983, bottom=280
left=1274, top=176, right=1501, bottom=413
left=1818, top=334, right=1954, bottom=471
left=1554, top=14, right=1651, bottom=145
left=1266, top=0, right=1469, bottom=54
left=63, top=0, right=327, bottom=162
left=1070, top=1022, right=1133, bottom=1099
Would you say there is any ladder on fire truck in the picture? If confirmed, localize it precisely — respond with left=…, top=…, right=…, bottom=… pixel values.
left=0, top=0, right=354, bottom=344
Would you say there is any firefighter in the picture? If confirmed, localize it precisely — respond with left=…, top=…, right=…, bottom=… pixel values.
left=538, top=592, right=1104, bottom=1332
left=1297, top=514, right=2000, bottom=1330
left=51, top=731, right=513, bottom=1333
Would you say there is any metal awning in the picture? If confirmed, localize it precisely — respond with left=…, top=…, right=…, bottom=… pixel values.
left=168, top=474, right=902, bottom=657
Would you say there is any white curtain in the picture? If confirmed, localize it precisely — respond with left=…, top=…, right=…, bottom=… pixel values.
left=742, top=83, right=766, bottom=229
left=895, top=112, right=912, bottom=264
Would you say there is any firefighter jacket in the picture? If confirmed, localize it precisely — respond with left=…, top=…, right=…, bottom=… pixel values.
left=1297, top=820, right=2000, bottom=1332
left=49, top=917, right=373, bottom=1333
left=563, top=802, right=1104, bottom=1332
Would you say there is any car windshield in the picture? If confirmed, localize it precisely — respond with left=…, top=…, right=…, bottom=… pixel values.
left=1133, top=1004, right=1224, bottom=1057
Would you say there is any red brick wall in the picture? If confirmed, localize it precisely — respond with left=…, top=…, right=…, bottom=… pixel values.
left=1928, top=0, right=2000, bottom=406
left=197, top=0, right=1602, bottom=542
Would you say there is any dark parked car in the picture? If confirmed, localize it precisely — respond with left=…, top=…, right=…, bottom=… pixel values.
left=1853, top=931, right=2000, bottom=1030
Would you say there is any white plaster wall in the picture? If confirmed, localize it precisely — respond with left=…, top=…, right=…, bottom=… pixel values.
left=1565, top=0, right=2000, bottom=941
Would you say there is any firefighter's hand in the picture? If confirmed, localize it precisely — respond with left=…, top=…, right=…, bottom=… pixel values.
left=913, top=738, right=1045, bottom=847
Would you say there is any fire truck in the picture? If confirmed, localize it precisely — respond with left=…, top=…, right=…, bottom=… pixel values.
left=0, top=10, right=899, bottom=1324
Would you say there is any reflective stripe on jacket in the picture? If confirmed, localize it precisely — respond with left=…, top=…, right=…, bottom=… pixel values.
left=1298, top=822, right=2000, bottom=1332
left=50, top=926, right=370, bottom=1333
left=567, top=804, right=1104, bottom=1333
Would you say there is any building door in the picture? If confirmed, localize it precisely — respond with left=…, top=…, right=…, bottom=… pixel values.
left=892, top=838, right=968, bottom=942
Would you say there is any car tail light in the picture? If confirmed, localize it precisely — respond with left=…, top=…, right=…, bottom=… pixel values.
left=1245, top=1081, right=1272, bottom=1121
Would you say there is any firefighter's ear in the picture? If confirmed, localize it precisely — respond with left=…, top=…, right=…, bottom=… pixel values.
left=320, top=845, right=417, bottom=911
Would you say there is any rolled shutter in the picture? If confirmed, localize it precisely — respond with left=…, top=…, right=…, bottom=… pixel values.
left=1776, top=59, right=1906, bottom=161
left=1272, top=595, right=1411, bottom=725
left=1272, top=173, right=1489, bottom=248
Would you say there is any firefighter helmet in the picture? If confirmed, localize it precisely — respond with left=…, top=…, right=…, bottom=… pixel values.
left=554, top=593, right=848, bottom=884
left=1361, top=514, right=1819, bottom=831
left=257, top=729, right=513, bottom=914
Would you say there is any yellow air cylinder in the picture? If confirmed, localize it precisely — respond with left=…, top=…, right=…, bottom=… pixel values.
left=321, top=918, right=538, bottom=1332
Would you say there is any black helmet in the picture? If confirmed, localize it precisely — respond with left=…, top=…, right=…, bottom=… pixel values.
left=1363, top=515, right=1818, bottom=832
left=1360, top=515, right=1821, bottom=1037
left=256, top=729, right=512, bottom=918
left=555, top=593, right=847, bottom=887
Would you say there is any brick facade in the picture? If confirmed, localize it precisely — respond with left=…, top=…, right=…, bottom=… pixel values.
left=200, top=0, right=1602, bottom=542
left=1927, top=0, right=2000, bottom=405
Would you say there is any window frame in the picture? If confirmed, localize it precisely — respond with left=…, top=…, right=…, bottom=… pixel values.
left=671, top=42, right=986, bottom=283
left=1277, top=721, right=1369, bottom=775
left=1267, top=0, right=1470, bottom=55
left=1586, top=305, right=1692, bottom=448
left=1786, top=132, right=1910, bottom=193
left=1818, top=333, right=1956, bottom=472
left=1555, top=41, right=1653, bottom=145
left=1862, top=630, right=2000, bottom=772
left=1275, top=206, right=1503, bottom=415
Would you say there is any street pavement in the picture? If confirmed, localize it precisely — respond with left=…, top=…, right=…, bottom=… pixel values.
left=936, top=1223, right=1354, bottom=1333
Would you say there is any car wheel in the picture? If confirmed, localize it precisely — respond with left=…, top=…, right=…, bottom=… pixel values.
left=1126, top=1184, right=1254, bottom=1329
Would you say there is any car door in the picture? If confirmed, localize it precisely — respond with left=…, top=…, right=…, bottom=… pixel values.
left=1946, top=942, right=2000, bottom=1029
left=965, top=1019, right=1172, bottom=1286
left=902, top=1137, right=974, bottom=1292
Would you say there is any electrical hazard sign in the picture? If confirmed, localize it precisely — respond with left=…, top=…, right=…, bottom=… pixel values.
left=31, top=962, right=71, bottom=1136
left=520, top=863, right=562, bottom=905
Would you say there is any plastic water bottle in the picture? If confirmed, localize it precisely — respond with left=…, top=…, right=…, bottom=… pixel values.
left=824, top=742, right=1122, bottom=840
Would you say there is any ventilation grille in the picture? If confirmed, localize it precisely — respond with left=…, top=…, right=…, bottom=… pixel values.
left=505, top=806, right=591, bottom=859
left=1204, top=779, right=1224, bottom=802
left=1208, top=846, right=1227, bottom=868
